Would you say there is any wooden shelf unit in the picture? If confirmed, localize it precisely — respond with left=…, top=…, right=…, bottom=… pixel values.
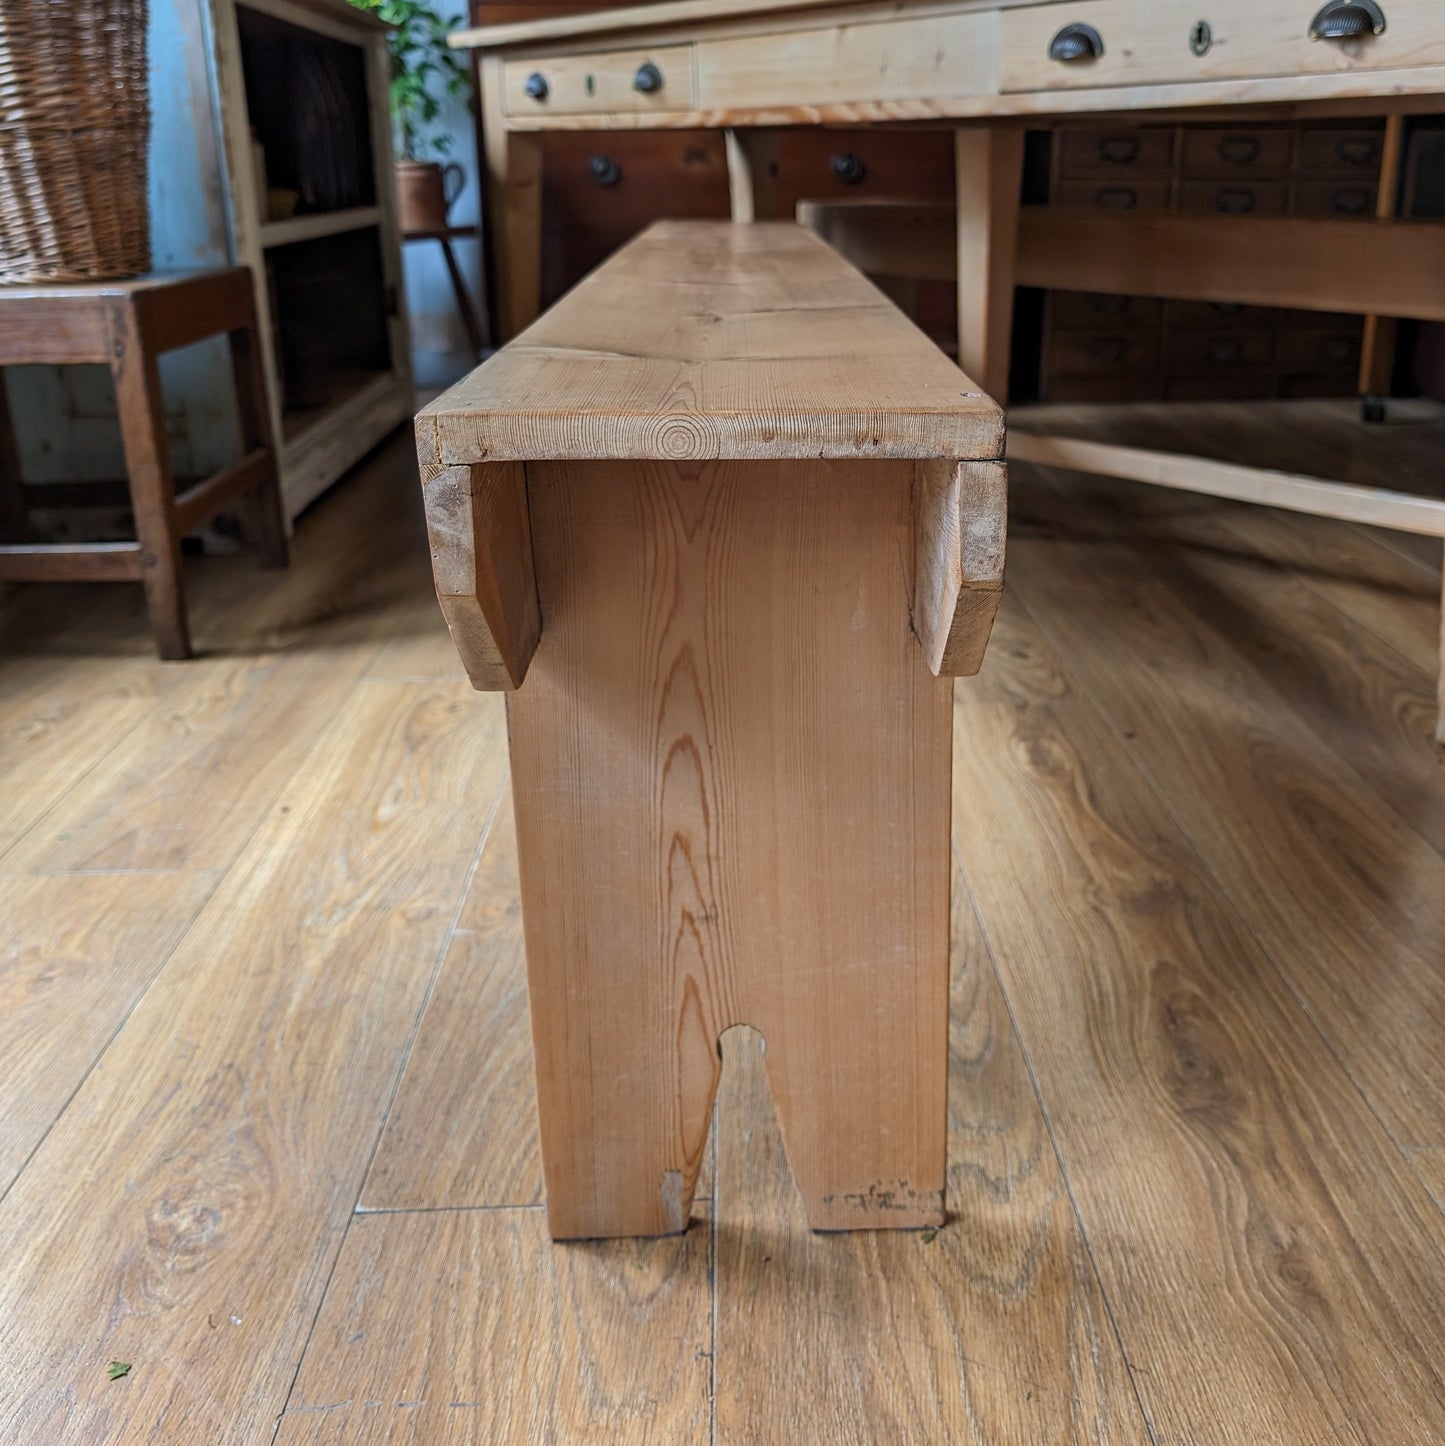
left=210, top=0, right=412, bottom=521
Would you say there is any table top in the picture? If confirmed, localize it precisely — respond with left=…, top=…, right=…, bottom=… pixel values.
left=419, top=221, right=1003, bottom=464
left=456, top=0, right=1445, bottom=127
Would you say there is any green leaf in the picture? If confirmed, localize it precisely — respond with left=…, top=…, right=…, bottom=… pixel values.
left=107, top=1361, right=132, bottom=1381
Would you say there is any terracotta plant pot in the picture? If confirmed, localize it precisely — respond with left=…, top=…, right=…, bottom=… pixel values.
left=396, top=160, right=464, bottom=233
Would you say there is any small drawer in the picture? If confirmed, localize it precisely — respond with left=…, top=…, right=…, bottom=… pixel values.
left=1042, top=374, right=1162, bottom=402
left=1000, top=0, right=1445, bottom=93
left=1051, top=291, right=1163, bottom=329
left=696, top=12, right=992, bottom=110
left=1054, top=180, right=1172, bottom=211
left=1048, top=328, right=1161, bottom=377
left=504, top=45, right=694, bottom=116
left=1285, top=308, right=1361, bottom=328
left=1164, top=373, right=1276, bottom=401
left=1278, top=371, right=1359, bottom=399
left=1277, top=326, right=1363, bottom=372
left=771, top=130, right=955, bottom=211
left=1296, top=126, right=1386, bottom=174
left=1167, top=300, right=1280, bottom=329
left=1166, top=328, right=1275, bottom=373
left=1057, top=127, right=1176, bottom=177
left=1180, top=127, right=1293, bottom=177
left=1178, top=181, right=1289, bottom=215
left=1292, top=179, right=1377, bottom=216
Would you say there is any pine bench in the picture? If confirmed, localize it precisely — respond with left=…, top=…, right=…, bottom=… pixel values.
left=416, top=220, right=1007, bottom=1240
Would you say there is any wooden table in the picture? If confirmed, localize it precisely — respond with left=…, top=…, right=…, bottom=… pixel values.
left=453, top=0, right=1445, bottom=740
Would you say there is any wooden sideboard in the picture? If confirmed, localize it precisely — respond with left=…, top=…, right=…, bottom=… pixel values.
left=453, top=0, right=1445, bottom=740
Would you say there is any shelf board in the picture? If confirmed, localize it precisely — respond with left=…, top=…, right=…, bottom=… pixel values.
left=281, top=368, right=398, bottom=449
left=259, top=206, right=382, bottom=249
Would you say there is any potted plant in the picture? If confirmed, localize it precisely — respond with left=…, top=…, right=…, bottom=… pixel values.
left=350, top=0, right=471, bottom=232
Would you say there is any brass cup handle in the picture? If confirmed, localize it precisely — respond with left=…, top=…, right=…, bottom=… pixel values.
left=1309, top=0, right=1386, bottom=39
left=1217, top=136, right=1260, bottom=164
left=1049, top=23, right=1105, bottom=62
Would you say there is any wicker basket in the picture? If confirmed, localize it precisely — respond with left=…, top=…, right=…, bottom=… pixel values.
left=0, top=0, right=151, bottom=283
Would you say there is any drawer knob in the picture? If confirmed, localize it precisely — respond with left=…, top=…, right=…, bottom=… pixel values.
left=1049, top=23, right=1105, bottom=62
left=831, top=152, right=867, bottom=185
left=524, top=72, right=549, bottom=101
left=589, top=154, right=622, bottom=188
left=1309, top=1, right=1386, bottom=39
left=1336, top=137, right=1380, bottom=165
left=633, top=61, right=663, bottom=93
left=1214, top=188, right=1257, bottom=213
left=1217, top=136, right=1261, bottom=165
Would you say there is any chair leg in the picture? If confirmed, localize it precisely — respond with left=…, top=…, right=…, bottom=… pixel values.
left=0, top=370, right=27, bottom=543
left=107, top=298, right=191, bottom=660
left=229, top=320, right=288, bottom=570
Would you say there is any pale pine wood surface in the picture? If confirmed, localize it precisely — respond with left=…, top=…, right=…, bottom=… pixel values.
left=1, top=413, right=1444, bottom=1440
left=419, top=221, right=1002, bottom=464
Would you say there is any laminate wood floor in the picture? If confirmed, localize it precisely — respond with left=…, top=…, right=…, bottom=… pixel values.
left=1, top=405, right=1442, bottom=1443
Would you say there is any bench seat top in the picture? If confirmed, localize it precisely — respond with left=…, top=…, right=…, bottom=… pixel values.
left=417, top=220, right=1003, bottom=466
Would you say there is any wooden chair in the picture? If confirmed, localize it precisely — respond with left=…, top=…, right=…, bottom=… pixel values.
left=0, top=269, right=287, bottom=658
left=417, top=220, right=1008, bottom=1240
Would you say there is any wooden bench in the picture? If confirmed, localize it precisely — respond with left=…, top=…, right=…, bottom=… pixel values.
left=417, top=220, right=1007, bottom=1239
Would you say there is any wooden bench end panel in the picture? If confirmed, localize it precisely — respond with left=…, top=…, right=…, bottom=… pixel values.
left=914, top=459, right=1007, bottom=677
left=422, top=461, right=541, bottom=690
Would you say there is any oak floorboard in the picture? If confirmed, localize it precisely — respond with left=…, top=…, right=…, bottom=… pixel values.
left=362, top=784, right=715, bottom=1214
left=0, top=871, right=216, bottom=1196
left=2, top=643, right=395, bottom=872
left=1006, top=467, right=1445, bottom=1153
left=953, top=588, right=1445, bottom=1443
left=361, top=786, right=543, bottom=1211
left=0, top=433, right=432, bottom=872
left=0, top=682, right=508, bottom=1444
left=711, top=857, right=1145, bottom=1442
left=275, top=1208, right=712, bottom=1445
left=0, top=681, right=153, bottom=858
left=1036, top=469, right=1445, bottom=857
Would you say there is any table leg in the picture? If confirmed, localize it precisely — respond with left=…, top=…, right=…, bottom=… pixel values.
left=0, top=370, right=26, bottom=543
left=439, top=237, right=486, bottom=357
left=509, top=456, right=951, bottom=1240
left=954, top=126, right=1025, bottom=405
left=481, top=55, right=543, bottom=341
left=726, top=129, right=781, bottom=222
left=107, top=298, right=191, bottom=660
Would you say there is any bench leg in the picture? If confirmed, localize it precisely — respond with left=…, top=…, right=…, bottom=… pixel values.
left=508, top=458, right=951, bottom=1239
left=107, top=298, right=190, bottom=660
left=954, top=126, right=1025, bottom=405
